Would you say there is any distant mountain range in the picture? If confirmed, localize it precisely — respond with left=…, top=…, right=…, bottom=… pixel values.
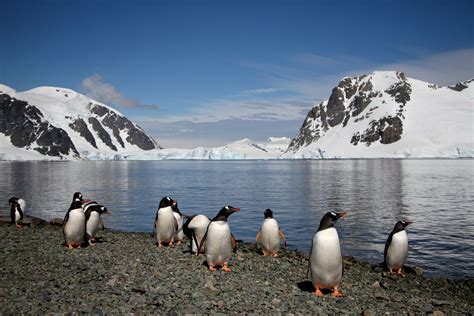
left=1, top=70, right=472, bottom=160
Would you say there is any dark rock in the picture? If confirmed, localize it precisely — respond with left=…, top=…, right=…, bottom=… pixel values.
left=50, top=218, right=64, bottom=226
left=69, top=118, right=97, bottom=149
left=88, top=117, right=117, bottom=151
left=0, top=94, right=79, bottom=158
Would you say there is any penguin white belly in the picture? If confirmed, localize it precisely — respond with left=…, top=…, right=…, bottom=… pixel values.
left=188, top=215, right=210, bottom=253
left=310, top=227, right=343, bottom=288
left=15, top=199, right=26, bottom=223
left=15, top=209, right=21, bottom=223
left=86, top=212, right=101, bottom=239
left=18, top=199, right=26, bottom=213
left=156, top=206, right=175, bottom=243
left=260, top=219, right=280, bottom=253
left=173, top=212, right=184, bottom=242
left=205, top=221, right=232, bottom=265
left=64, top=208, right=86, bottom=245
left=386, top=231, right=408, bottom=270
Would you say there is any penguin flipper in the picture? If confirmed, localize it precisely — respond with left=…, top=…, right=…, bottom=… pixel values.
left=231, top=233, right=237, bottom=253
left=198, top=231, right=208, bottom=254
left=99, top=217, right=105, bottom=230
left=10, top=206, right=15, bottom=224
left=173, top=216, right=179, bottom=232
left=183, top=215, right=195, bottom=240
left=191, top=231, right=200, bottom=254
left=278, top=229, right=287, bottom=247
left=255, top=230, right=261, bottom=247
left=17, top=205, right=24, bottom=221
left=383, top=232, right=394, bottom=269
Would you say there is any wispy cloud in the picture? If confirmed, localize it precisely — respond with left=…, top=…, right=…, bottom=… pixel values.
left=82, top=74, right=159, bottom=109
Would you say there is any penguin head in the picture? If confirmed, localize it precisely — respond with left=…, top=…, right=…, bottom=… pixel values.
left=318, top=211, right=347, bottom=231
left=8, top=197, right=19, bottom=205
left=212, top=205, right=240, bottom=221
left=72, top=192, right=83, bottom=202
left=98, top=206, right=111, bottom=215
left=393, top=220, right=412, bottom=233
left=171, top=200, right=182, bottom=216
left=264, top=209, right=273, bottom=219
left=159, top=196, right=175, bottom=209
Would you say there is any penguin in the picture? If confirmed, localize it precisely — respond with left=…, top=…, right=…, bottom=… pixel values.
left=183, top=214, right=211, bottom=255
left=63, top=192, right=89, bottom=249
left=309, top=211, right=347, bottom=297
left=83, top=202, right=111, bottom=246
left=201, top=205, right=240, bottom=272
left=8, top=197, right=26, bottom=228
left=172, top=200, right=184, bottom=244
left=384, top=220, right=412, bottom=275
left=154, top=196, right=179, bottom=248
left=256, top=209, right=287, bottom=257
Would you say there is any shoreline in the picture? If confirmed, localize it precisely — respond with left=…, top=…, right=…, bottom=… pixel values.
left=1, top=222, right=473, bottom=314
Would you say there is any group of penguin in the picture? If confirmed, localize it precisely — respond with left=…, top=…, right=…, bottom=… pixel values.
left=150, top=196, right=412, bottom=297
left=8, top=194, right=412, bottom=298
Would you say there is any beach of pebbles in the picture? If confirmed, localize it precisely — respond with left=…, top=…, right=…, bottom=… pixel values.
left=1, top=222, right=472, bottom=314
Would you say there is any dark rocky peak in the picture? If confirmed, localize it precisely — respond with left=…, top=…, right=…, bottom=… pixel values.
left=0, top=93, right=79, bottom=158
left=89, top=103, right=160, bottom=150
left=448, top=79, right=474, bottom=92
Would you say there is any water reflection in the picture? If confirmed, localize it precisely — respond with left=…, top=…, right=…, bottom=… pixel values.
left=0, top=159, right=472, bottom=279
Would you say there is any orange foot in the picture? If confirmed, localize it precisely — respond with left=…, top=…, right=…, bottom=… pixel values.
left=315, top=287, right=324, bottom=297
left=169, top=241, right=175, bottom=248
left=271, top=252, right=279, bottom=258
left=262, top=250, right=269, bottom=256
left=209, top=265, right=217, bottom=272
left=333, top=288, right=343, bottom=297
left=67, top=244, right=74, bottom=250
left=222, top=264, right=232, bottom=272
left=16, top=224, right=22, bottom=229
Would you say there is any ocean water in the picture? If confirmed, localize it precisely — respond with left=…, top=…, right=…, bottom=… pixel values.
left=0, top=159, right=473, bottom=279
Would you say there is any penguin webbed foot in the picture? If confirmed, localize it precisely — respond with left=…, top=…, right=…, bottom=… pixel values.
left=332, top=288, right=343, bottom=297
left=222, top=263, right=232, bottom=272
left=314, top=287, right=324, bottom=297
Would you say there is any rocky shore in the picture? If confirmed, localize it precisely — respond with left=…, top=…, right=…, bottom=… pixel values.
left=1, top=222, right=473, bottom=314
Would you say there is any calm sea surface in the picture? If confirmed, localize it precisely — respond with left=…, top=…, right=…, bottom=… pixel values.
left=1, top=160, right=473, bottom=279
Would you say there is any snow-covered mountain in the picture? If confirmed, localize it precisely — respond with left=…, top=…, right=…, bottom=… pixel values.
left=283, top=71, right=474, bottom=159
left=120, top=137, right=291, bottom=160
left=0, top=84, right=160, bottom=160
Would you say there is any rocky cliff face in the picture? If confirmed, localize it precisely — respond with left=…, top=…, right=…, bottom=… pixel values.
left=0, top=94, right=80, bottom=158
left=285, top=71, right=473, bottom=158
left=0, top=85, right=161, bottom=160
left=287, top=72, right=411, bottom=152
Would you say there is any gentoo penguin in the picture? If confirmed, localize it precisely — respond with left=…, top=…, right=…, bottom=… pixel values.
left=63, top=192, right=89, bottom=249
left=309, top=211, right=347, bottom=297
left=201, top=205, right=240, bottom=272
left=154, top=196, right=178, bottom=248
left=83, top=201, right=111, bottom=246
left=384, top=220, right=412, bottom=275
left=172, top=200, right=184, bottom=244
left=183, top=214, right=211, bottom=255
left=256, top=209, right=287, bottom=257
left=9, top=197, right=26, bottom=228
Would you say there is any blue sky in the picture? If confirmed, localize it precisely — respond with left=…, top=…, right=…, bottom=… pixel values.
left=2, top=0, right=473, bottom=148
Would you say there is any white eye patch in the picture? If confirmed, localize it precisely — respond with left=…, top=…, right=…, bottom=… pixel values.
left=330, top=212, right=337, bottom=217
left=101, top=207, right=105, bottom=211
left=225, top=206, right=229, bottom=210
